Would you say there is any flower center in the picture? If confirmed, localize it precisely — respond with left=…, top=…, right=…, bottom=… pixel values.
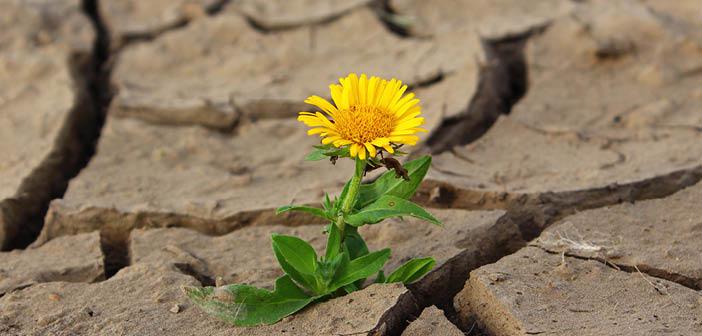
left=334, top=105, right=396, bottom=144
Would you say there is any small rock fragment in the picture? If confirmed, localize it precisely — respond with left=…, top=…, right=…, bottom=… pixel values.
left=169, top=304, right=182, bottom=314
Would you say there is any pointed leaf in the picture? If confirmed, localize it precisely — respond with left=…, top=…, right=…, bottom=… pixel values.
left=271, top=234, right=318, bottom=275
left=374, top=270, right=386, bottom=283
left=334, top=179, right=353, bottom=213
left=343, top=226, right=369, bottom=260
left=271, top=234, right=320, bottom=292
left=323, top=193, right=332, bottom=211
left=324, top=222, right=342, bottom=261
left=331, top=248, right=391, bottom=290
left=345, top=195, right=442, bottom=227
left=305, top=145, right=351, bottom=161
left=357, top=156, right=431, bottom=208
left=276, top=205, right=332, bottom=220
left=304, top=147, right=327, bottom=161
left=185, top=275, right=318, bottom=326
left=385, top=257, right=435, bottom=284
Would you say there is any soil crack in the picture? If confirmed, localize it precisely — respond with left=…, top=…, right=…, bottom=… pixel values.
left=422, top=31, right=533, bottom=155
left=0, top=0, right=113, bottom=250
left=531, top=245, right=702, bottom=291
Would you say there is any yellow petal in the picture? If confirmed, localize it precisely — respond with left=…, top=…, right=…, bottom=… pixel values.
left=397, top=107, right=422, bottom=121
left=347, top=73, right=359, bottom=106
left=305, top=96, right=338, bottom=116
left=350, top=143, right=359, bottom=157
left=390, top=92, right=415, bottom=111
left=339, top=83, right=350, bottom=110
left=371, top=137, right=390, bottom=147
left=322, top=136, right=341, bottom=144
left=390, top=129, right=421, bottom=136
left=314, top=112, right=337, bottom=129
left=358, top=74, right=368, bottom=105
left=383, top=145, right=394, bottom=153
left=330, top=84, right=344, bottom=109
left=378, top=79, right=397, bottom=108
left=396, top=118, right=424, bottom=131
left=364, top=143, right=376, bottom=158
left=373, top=80, right=387, bottom=106
left=367, top=76, right=379, bottom=105
left=389, top=135, right=419, bottom=145
left=395, top=98, right=420, bottom=117
left=388, top=83, right=407, bottom=108
left=333, top=139, right=354, bottom=147
left=307, top=127, right=331, bottom=135
left=358, top=146, right=367, bottom=160
left=297, top=115, right=327, bottom=127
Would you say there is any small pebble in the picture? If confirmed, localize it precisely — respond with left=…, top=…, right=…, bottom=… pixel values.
left=48, top=293, right=61, bottom=302
left=170, top=304, right=181, bottom=314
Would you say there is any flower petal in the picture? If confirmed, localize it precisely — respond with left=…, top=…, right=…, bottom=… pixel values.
left=371, top=137, right=390, bottom=147
left=364, top=142, right=377, bottom=158
left=350, top=143, right=359, bottom=157
left=358, top=145, right=367, bottom=160
left=358, top=74, right=368, bottom=105
left=330, top=84, right=344, bottom=109
left=305, top=96, right=338, bottom=117
left=347, top=73, right=359, bottom=106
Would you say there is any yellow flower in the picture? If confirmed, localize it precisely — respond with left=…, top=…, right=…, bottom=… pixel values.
left=297, top=73, right=427, bottom=160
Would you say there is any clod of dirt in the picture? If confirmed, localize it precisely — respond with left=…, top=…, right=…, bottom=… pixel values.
left=418, top=116, right=702, bottom=213
left=0, top=262, right=418, bottom=335
left=387, top=0, right=573, bottom=38
left=533, top=181, right=702, bottom=289
left=511, top=0, right=702, bottom=133
left=0, top=0, right=97, bottom=250
left=363, top=209, right=526, bottom=308
left=454, top=246, right=702, bottom=336
left=130, top=225, right=326, bottom=288
left=411, top=64, right=481, bottom=137
left=110, top=7, right=480, bottom=130
left=129, top=209, right=525, bottom=310
left=0, top=232, right=104, bottom=296
left=415, top=0, right=702, bottom=216
left=35, top=117, right=351, bottom=249
left=228, top=0, right=373, bottom=30
left=100, top=0, right=222, bottom=42
left=401, top=306, right=463, bottom=336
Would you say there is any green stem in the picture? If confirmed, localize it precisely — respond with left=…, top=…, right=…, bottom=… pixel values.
left=336, top=158, right=366, bottom=241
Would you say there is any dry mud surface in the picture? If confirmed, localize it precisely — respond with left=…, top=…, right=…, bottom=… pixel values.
left=1, top=0, right=701, bottom=335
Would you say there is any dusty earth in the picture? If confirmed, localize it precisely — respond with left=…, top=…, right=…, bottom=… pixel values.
left=1, top=0, right=701, bottom=335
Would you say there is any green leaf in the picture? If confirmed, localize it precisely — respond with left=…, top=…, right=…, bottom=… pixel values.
left=357, top=156, right=431, bottom=208
left=343, top=283, right=358, bottom=294
left=271, top=234, right=320, bottom=292
left=385, top=257, right=435, bottom=284
left=318, top=251, right=345, bottom=285
left=343, top=226, right=369, bottom=260
left=271, top=234, right=318, bottom=274
left=374, top=270, right=386, bottom=283
left=276, top=205, right=332, bottom=221
left=322, top=193, right=332, bottom=211
left=304, top=147, right=327, bottom=161
left=334, top=179, right=353, bottom=213
left=305, top=144, right=351, bottom=161
left=324, top=223, right=342, bottom=261
left=330, top=248, right=391, bottom=290
left=345, top=195, right=442, bottom=227
left=184, top=275, right=319, bottom=326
